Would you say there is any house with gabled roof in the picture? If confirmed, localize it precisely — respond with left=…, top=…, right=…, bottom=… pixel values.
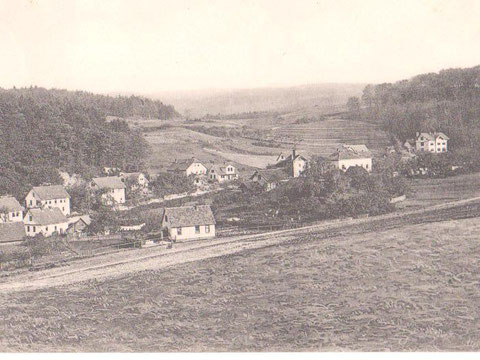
left=161, top=205, right=216, bottom=241
left=120, top=172, right=150, bottom=191
left=328, top=144, right=373, bottom=172
left=167, top=158, right=208, bottom=177
left=415, top=132, right=449, bottom=153
left=67, top=214, right=91, bottom=234
left=0, top=196, right=24, bottom=223
left=91, top=176, right=126, bottom=205
left=25, top=185, right=71, bottom=216
left=24, top=208, right=69, bottom=237
left=208, top=163, right=238, bottom=183
left=249, top=168, right=290, bottom=191
left=275, top=148, right=308, bottom=177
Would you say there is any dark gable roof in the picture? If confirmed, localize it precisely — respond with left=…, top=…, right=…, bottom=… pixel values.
left=0, top=196, right=24, bottom=211
left=328, top=144, right=372, bottom=161
left=28, top=208, right=68, bottom=225
left=209, top=164, right=236, bottom=175
left=251, top=168, right=289, bottom=183
left=0, top=222, right=26, bottom=243
left=163, top=205, right=215, bottom=228
left=92, top=176, right=126, bottom=189
left=32, top=185, right=70, bottom=200
left=167, top=158, right=204, bottom=172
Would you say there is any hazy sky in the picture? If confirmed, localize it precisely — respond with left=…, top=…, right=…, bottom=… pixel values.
left=1, top=0, right=479, bottom=93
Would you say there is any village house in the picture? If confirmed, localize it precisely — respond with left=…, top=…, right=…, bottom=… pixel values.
left=162, top=205, right=216, bottom=241
left=248, top=168, right=290, bottom=192
left=209, top=163, right=238, bottom=183
left=328, top=144, right=373, bottom=172
left=120, top=172, right=150, bottom=190
left=0, top=196, right=24, bottom=223
left=167, top=158, right=208, bottom=177
left=415, top=132, right=449, bottom=153
left=0, top=222, right=26, bottom=244
left=24, top=185, right=71, bottom=216
left=275, top=149, right=308, bottom=177
left=66, top=215, right=91, bottom=235
left=91, top=176, right=126, bottom=205
left=24, top=208, right=69, bottom=237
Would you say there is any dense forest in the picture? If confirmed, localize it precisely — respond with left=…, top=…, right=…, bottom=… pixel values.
left=347, top=65, right=480, bottom=153
left=0, top=87, right=179, bottom=199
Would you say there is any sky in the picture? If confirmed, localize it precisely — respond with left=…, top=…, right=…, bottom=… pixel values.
left=0, top=0, right=480, bottom=94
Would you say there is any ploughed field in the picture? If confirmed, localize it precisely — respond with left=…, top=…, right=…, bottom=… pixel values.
left=2, top=202, right=480, bottom=351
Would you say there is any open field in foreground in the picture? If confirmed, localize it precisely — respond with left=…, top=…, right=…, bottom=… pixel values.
left=2, top=200, right=480, bottom=351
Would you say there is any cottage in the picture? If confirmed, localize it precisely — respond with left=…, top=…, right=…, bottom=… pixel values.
left=275, top=149, right=308, bottom=177
left=162, top=205, right=216, bottom=241
left=209, top=163, right=238, bottom=183
left=249, top=168, right=289, bottom=191
left=0, top=222, right=26, bottom=244
left=0, top=196, right=24, bottom=223
left=328, top=144, right=373, bottom=172
left=91, top=176, right=126, bottom=205
left=24, top=208, right=69, bottom=237
left=120, top=172, right=149, bottom=190
left=67, top=215, right=91, bottom=234
left=167, top=158, right=208, bottom=177
left=25, top=185, right=71, bottom=216
left=415, top=132, right=449, bottom=153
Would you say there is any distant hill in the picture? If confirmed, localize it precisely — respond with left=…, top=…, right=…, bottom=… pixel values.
left=152, top=83, right=365, bottom=117
left=0, top=87, right=179, bottom=198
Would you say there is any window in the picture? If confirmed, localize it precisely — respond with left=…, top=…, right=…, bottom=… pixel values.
left=365, top=164, right=369, bottom=169
left=46, top=226, right=48, bottom=231
left=165, top=215, right=168, bottom=222
left=205, top=225, right=210, bottom=233
left=30, top=200, right=33, bottom=206
left=177, top=228, right=182, bottom=235
left=195, top=225, right=200, bottom=234
left=27, top=225, right=30, bottom=232
left=54, top=225, right=57, bottom=231
left=62, top=207, right=65, bottom=211
left=33, top=226, right=36, bottom=232
left=29, top=215, right=32, bottom=221
left=55, top=200, right=57, bottom=204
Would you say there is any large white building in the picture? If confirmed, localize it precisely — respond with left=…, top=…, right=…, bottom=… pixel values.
left=91, top=176, right=126, bottom=205
left=24, top=185, right=71, bottom=216
left=328, top=144, right=373, bottom=172
left=162, top=205, right=216, bottom=241
left=415, top=132, right=449, bottom=153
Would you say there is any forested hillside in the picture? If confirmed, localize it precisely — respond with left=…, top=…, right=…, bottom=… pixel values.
left=347, top=65, right=480, bottom=152
left=0, top=87, right=179, bottom=198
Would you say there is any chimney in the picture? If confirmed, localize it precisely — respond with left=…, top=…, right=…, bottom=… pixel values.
left=416, top=132, right=419, bottom=137
left=292, top=147, right=296, bottom=159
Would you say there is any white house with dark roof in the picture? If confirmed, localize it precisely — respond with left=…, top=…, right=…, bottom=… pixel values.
left=91, top=176, right=126, bottom=205
left=167, top=158, right=208, bottom=177
left=249, top=168, right=290, bottom=192
left=161, top=205, right=216, bottom=241
left=24, top=208, right=69, bottom=237
left=328, top=144, right=373, bottom=172
left=24, top=185, right=71, bottom=216
left=208, top=163, right=238, bottom=183
left=0, top=196, right=24, bottom=223
left=415, top=132, right=449, bottom=153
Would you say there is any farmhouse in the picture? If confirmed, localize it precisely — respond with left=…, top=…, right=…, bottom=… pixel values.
left=162, top=205, right=216, bottom=241
left=167, top=158, right=208, bottom=177
left=275, top=149, right=308, bottom=178
left=24, top=208, right=69, bottom=237
left=415, top=132, right=449, bottom=153
left=328, top=144, right=373, bottom=172
left=249, top=168, right=289, bottom=191
left=0, top=196, right=24, bottom=223
left=209, top=163, right=238, bottom=183
left=91, top=176, right=126, bottom=205
left=120, top=172, right=149, bottom=190
left=25, top=185, right=71, bottom=216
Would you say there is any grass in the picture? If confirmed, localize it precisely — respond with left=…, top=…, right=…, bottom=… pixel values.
left=2, top=213, right=480, bottom=351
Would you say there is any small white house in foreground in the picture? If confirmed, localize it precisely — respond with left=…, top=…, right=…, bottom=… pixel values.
left=161, top=205, right=216, bottom=241
left=24, top=208, right=69, bottom=237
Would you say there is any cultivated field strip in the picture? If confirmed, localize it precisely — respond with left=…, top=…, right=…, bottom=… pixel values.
left=2, top=196, right=480, bottom=294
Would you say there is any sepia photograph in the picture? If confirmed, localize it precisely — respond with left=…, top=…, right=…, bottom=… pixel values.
left=1, top=0, right=480, bottom=357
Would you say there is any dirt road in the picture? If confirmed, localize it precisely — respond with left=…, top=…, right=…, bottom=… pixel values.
left=2, top=195, right=480, bottom=294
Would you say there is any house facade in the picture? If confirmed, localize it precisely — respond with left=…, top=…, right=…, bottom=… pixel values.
left=275, top=149, right=308, bottom=177
left=66, top=215, right=91, bottom=234
left=24, top=208, right=69, bottom=237
left=415, top=132, right=449, bottom=153
left=0, top=196, right=24, bottom=223
left=91, top=176, right=126, bottom=205
left=24, top=185, right=71, bottom=216
left=328, top=144, right=373, bottom=172
left=209, top=164, right=238, bottom=183
left=162, top=205, right=216, bottom=241
left=167, top=158, right=208, bottom=177
left=249, top=168, right=289, bottom=191
left=120, top=172, right=149, bottom=190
